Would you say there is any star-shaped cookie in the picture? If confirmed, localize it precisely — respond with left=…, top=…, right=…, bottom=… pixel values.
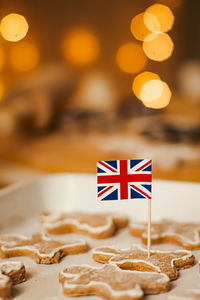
left=0, top=261, right=26, bottom=299
left=92, top=244, right=194, bottom=280
left=0, top=233, right=88, bottom=264
left=130, top=219, right=200, bottom=250
left=41, top=212, right=128, bottom=239
left=59, top=264, right=170, bottom=299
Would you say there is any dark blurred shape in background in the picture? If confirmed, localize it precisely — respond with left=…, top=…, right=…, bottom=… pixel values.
left=0, top=64, right=76, bottom=136
left=0, top=0, right=199, bottom=185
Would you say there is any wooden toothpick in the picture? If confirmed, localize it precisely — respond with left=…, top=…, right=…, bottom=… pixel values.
left=147, top=197, right=151, bottom=258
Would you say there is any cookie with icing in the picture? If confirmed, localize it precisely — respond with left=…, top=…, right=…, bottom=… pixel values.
left=0, top=233, right=88, bottom=264
left=130, top=220, right=200, bottom=250
left=92, top=244, right=194, bottom=280
left=59, top=264, right=170, bottom=299
left=41, top=212, right=128, bottom=239
left=0, top=261, right=26, bottom=298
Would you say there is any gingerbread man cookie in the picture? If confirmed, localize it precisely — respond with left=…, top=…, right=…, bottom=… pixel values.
left=41, top=212, right=128, bottom=239
left=59, top=264, right=170, bottom=299
left=92, top=244, right=194, bottom=280
left=166, top=289, right=200, bottom=300
left=0, top=233, right=88, bottom=264
left=130, top=219, right=200, bottom=250
left=0, top=261, right=26, bottom=299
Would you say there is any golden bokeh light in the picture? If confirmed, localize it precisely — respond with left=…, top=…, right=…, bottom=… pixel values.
left=10, top=42, right=39, bottom=71
left=132, top=71, right=160, bottom=99
left=116, top=42, right=147, bottom=74
left=141, top=80, right=171, bottom=109
left=130, top=13, right=151, bottom=41
left=144, top=4, right=174, bottom=33
left=0, top=81, right=4, bottom=102
left=0, top=13, right=29, bottom=42
left=62, top=28, right=100, bottom=67
left=0, top=47, right=5, bottom=70
left=143, top=33, right=174, bottom=61
left=140, top=79, right=164, bottom=102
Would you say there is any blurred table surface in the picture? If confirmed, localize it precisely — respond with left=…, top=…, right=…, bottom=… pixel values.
left=0, top=132, right=199, bottom=187
left=0, top=97, right=199, bottom=186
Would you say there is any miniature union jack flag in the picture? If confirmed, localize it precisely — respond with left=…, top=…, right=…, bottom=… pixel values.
left=97, top=159, right=152, bottom=201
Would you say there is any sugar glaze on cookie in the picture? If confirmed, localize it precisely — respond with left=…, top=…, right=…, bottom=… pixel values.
left=59, top=263, right=170, bottom=299
left=0, top=261, right=26, bottom=298
left=0, top=233, right=88, bottom=264
left=0, top=261, right=23, bottom=274
left=130, top=220, right=200, bottom=250
left=41, top=212, right=128, bottom=239
left=92, top=244, right=195, bottom=280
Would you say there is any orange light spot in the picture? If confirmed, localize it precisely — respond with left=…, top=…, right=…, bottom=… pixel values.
left=10, top=42, right=39, bottom=71
left=143, top=32, right=174, bottom=61
left=116, top=42, right=147, bottom=74
left=140, top=79, right=164, bottom=102
left=144, top=4, right=174, bottom=33
left=0, top=13, right=28, bottom=42
left=141, top=80, right=171, bottom=109
left=132, top=71, right=160, bottom=100
left=130, top=13, right=151, bottom=41
left=62, top=28, right=99, bottom=67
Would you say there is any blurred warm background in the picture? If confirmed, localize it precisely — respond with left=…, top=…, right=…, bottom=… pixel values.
left=0, top=0, right=199, bottom=187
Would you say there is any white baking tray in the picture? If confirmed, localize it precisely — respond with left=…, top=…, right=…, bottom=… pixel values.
left=0, top=174, right=200, bottom=300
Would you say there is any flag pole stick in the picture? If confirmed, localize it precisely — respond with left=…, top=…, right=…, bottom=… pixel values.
left=147, top=197, right=151, bottom=258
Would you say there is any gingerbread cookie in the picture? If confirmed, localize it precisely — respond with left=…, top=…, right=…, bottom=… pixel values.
left=0, top=233, right=88, bottom=264
left=92, top=244, right=194, bottom=280
left=130, top=220, right=200, bottom=250
left=0, top=273, right=11, bottom=300
left=0, top=261, right=26, bottom=299
left=59, top=264, right=170, bottom=299
left=166, top=289, right=200, bottom=300
left=41, top=212, right=128, bottom=239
